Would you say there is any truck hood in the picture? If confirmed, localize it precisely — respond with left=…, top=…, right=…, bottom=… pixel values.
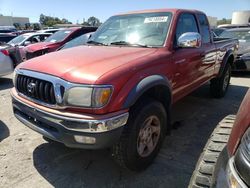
left=25, top=42, right=55, bottom=52
left=18, top=45, right=158, bottom=84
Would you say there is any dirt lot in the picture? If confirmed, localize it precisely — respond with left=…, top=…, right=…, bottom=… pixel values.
left=0, top=73, right=250, bottom=188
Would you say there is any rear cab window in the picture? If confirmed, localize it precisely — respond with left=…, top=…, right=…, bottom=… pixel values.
left=197, top=14, right=211, bottom=44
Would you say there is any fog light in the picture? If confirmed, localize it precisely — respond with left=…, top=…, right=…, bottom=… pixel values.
left=74, top=135, right=96, bottom=144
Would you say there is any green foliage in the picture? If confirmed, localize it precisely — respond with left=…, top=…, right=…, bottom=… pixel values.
left=13, top=23, right=21, bottom=29
left=39, top=14, right=72, bottom=27
left=82, top=16, right=102, bottom=26
left=217, top=18, right=232, bottom=26
left=33, top=23, right=41, bottom=30
left=25, top=23, right=31, bottom=29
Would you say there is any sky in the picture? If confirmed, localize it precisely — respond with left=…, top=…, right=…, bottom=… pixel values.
left=0, top=0, right=250, bottom=23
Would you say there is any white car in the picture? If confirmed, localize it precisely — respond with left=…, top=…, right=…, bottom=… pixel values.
left=0, top=44, right=14, bottom=77
left=7, top=32, right=52, bottom=47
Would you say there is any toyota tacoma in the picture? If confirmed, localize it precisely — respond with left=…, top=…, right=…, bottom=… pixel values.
left=11, top=9, right=238, bottom=171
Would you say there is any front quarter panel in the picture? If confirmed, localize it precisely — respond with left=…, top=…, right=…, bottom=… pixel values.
left=93, top=49, right=174, bottom=114
left=228, top=89, right=250, bottom=156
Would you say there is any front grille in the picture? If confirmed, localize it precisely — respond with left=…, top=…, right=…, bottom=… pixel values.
left=16, top=74, right=56, bottom=105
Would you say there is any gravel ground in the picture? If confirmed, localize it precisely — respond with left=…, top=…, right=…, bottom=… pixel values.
left=0, top=73, right=249, bottom=188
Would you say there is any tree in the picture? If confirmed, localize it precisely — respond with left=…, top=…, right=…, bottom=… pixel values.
left=217, top=18, right=231, bottom=26
left=87, top=16, right=101, bottom=26
left=13, top=23, right=21, bottom=29
left=25, top=23, right=31, bottom=30
left=39, top=14, right=72, bottom=27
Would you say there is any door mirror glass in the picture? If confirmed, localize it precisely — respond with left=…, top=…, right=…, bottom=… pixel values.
left=177, top=32, right=201, bottom=48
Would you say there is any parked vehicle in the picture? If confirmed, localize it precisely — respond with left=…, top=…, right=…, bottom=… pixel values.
left=0, top=26, right=18, bottom=35
left=0, top=26, right=19, bottom=42
left=220, top=28, right=250, bottom=71
left=218, top=24, right=250, bottom=29
left=0, top=44, right=14, bottom=76
left=11, top=9, right=238, bottom=171
left=0, top=33, right=17, bottom=43
left=58, top=32, right=93, bottom=51
left=212, top=28, right=226, bottom=37
left=189, top=89, right=250, bottom=188
left=8, top=32, right=52, bottom=47
left=23, top=27, right=97, bottom=60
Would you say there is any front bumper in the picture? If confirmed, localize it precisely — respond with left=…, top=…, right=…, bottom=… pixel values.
left=213, top=148, right=248, bottom=188
left=12, top=94, right=129, bottom=149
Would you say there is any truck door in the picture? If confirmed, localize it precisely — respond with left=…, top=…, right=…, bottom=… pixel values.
left=172, top=13, right=202, bottom=100
left=196, top=13, right=217, bottom=80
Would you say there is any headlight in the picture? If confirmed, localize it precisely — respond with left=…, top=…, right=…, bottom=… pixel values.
left=13, top=69, right=17, bottom=86
left=66, top=86, right=112, bottom=108
left=226, top=158, right=247, bottom=188
left=240, top=128, right=250, bottom=162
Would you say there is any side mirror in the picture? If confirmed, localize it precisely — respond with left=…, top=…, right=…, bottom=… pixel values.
left=23, top=41, right=31, bottom=46
left=177, top=32, right=201, bottom=48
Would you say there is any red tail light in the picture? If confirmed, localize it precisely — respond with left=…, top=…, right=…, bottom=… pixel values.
left=1, top=49, right=10, bottom=56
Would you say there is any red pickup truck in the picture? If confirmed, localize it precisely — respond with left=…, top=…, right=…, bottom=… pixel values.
left=23, top=27, right=97, bottom=60
left=189, top=89, right=250, bottom=188
left=11, top=9, right=238, bottom=171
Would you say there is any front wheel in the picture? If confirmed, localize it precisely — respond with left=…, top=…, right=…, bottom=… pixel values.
left=112, top=97, right=167, bottom=171
left=210, top=64, right=231, bottom=98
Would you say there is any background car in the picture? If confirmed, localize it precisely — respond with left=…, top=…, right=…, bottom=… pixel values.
left=212, top=28, right=226, bottom=37
left=220, top=28, right=250, bottom=71
left=23, top=26, right=97, bottom=60
left=0, top=26, right=18, bottom=43
left=58, top=32, right=93, bottom=50
left=0, top=43, right=14, bottom=76
left=189, top=89, right=250, bottom=188
left=7, top=32, right=52, bottom=47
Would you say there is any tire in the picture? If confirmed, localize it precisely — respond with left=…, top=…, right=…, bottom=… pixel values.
left=188, top=115, right=236, bottom=188
left=210, top=64, right=231, bottom=98
left=112, top=97, right=167, bottom=171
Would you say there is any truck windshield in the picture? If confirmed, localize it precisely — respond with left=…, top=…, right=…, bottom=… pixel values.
left=89, top=12, right=172, bottom=47
left=45, top=30, right=73, bottom=43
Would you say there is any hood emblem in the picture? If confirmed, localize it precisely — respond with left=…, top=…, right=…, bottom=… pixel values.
left=27, top=82, right=36, bottom=94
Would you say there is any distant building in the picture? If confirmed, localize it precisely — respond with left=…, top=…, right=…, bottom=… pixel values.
left=207, top=16, right=218, bottom=28
left=232, top=10, right=250, bottom=24
left=0, top=15, right=29, bottom=27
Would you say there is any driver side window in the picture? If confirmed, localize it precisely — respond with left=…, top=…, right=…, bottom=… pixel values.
left=175, top=13, right=199, bottom=42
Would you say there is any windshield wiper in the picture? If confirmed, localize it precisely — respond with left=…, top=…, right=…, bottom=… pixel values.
left=110, top=41, right=149, bottom=48
left=87, top=40, right=107, bottom=46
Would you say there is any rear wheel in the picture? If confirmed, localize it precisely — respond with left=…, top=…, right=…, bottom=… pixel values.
left=188, top=115, right=235, bottom=188
left=210, top=64, right=231, bottom=98
left=112, top=97, right=167, bottom=171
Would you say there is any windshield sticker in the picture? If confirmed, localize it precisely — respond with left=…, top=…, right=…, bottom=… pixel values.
left=64, top=31, right=71, bottom=34
left=144, top=16, right=168, bottom=23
